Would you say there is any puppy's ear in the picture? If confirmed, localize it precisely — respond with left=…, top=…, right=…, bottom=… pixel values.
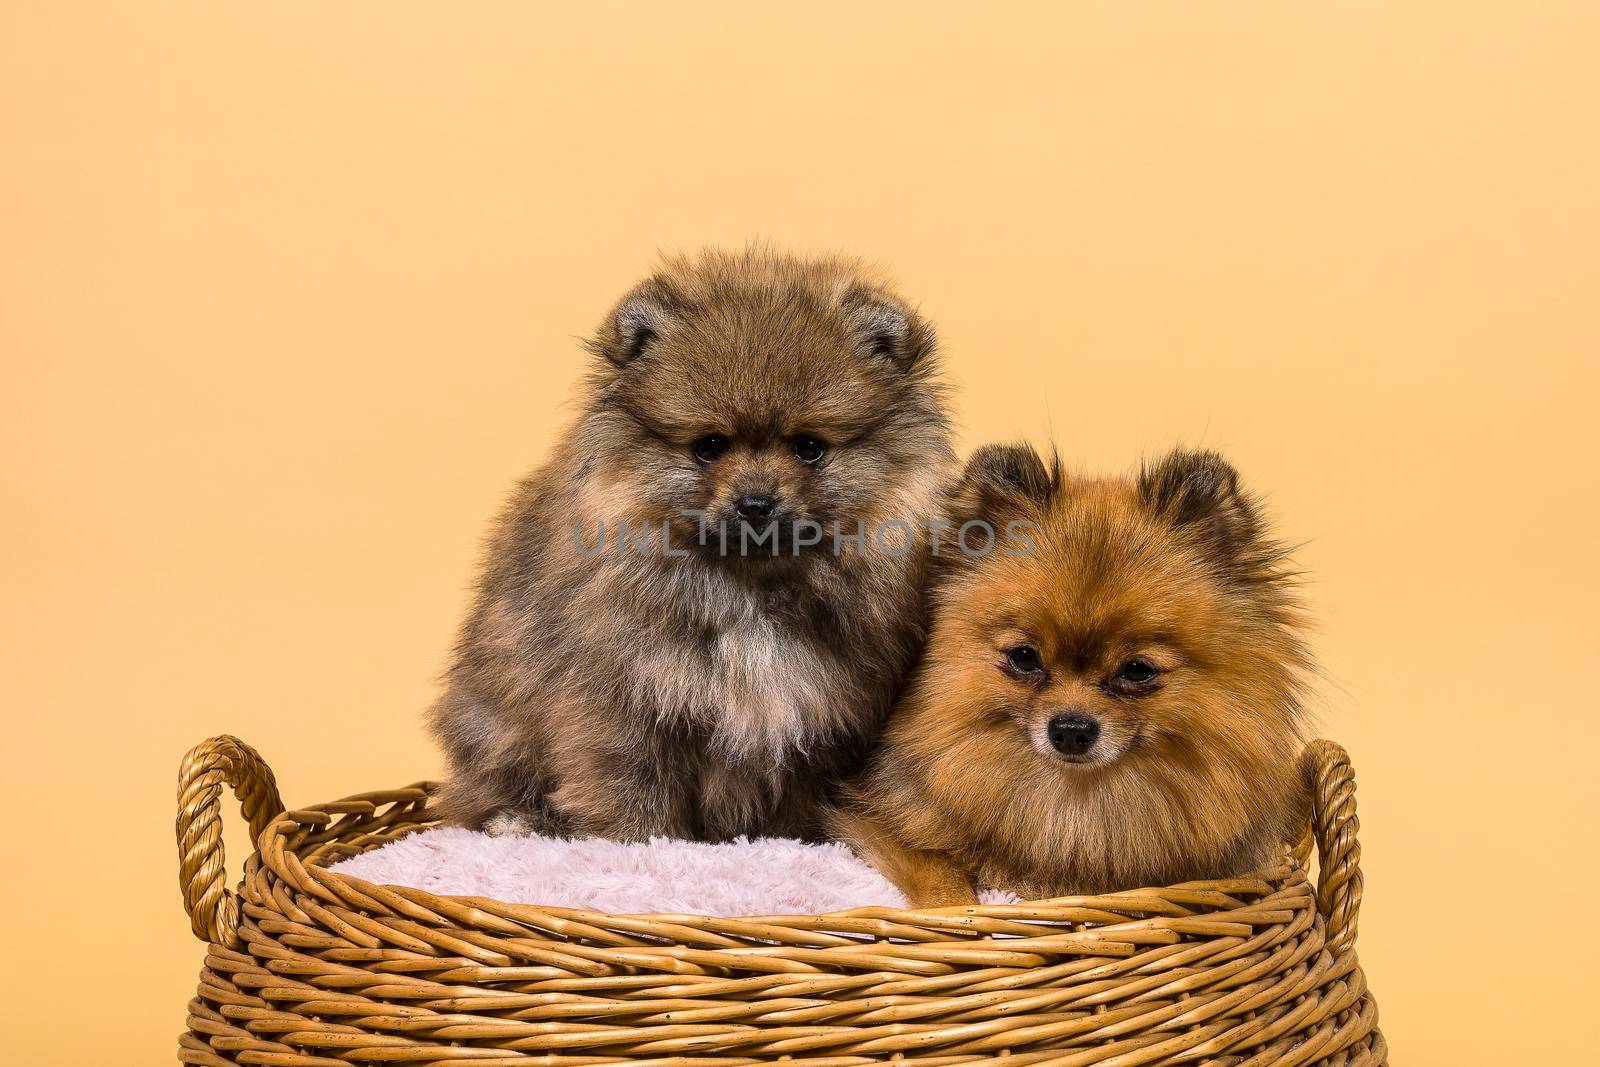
left=840, top=285, right=936, bottom=372
left=950, top=444, right=1056, bottom=529
left=588, top=277, right=687, bottom=368
left=1138, top=449, right=1265, bottom=562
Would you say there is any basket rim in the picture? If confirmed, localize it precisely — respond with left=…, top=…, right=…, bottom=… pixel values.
left=180, top=735, right=1361, bottom=953
left=286, top=777, right=1306, bottom=924
left=240, top=780, right=1322, bottom=985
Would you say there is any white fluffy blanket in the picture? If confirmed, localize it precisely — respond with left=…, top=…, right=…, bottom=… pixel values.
left=328, top=827, right=1015, bottom=914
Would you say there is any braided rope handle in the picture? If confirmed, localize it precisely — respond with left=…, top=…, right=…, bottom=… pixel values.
left=1302, top=738, right=1363, bottom=955
left=176, top=736, right=284, bottom=946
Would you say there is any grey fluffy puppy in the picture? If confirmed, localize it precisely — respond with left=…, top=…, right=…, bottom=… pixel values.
left=431, top=248, right=954, bottom=840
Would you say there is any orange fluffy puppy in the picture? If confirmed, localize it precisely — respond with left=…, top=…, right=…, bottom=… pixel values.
left=835, top=445, right=1311, bottom=906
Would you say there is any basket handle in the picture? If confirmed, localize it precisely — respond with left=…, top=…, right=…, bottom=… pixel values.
left=1301, top=738, right=1363, bottom=955
left=176, top=735, right=284, bottom=947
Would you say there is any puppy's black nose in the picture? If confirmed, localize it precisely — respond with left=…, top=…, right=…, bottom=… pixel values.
left=734, top=494, right=777, bottom=522
left=1047, top=714, right=1101, bottom=757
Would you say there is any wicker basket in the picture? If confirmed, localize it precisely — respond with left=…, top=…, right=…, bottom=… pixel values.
left=175, top=736, right=1384, bottom=1065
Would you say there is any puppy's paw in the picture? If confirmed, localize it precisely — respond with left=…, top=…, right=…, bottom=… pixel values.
left=483, top=811, right=539, bottom=837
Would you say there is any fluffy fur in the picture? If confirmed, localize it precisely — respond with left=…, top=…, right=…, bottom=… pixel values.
left=326, top=828, right=1021, bottom=914
left=835, top=445, right=1312, bottom=906
left=431, top=248, right=954, bottom=841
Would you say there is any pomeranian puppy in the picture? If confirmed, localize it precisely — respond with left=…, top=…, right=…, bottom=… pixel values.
left=835, top=444, right=1311, bottom=906
left=431, top=248, right=954, bottom=841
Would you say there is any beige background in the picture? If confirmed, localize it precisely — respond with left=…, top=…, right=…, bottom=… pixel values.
left=3, top=3, right=1596, bottom=1062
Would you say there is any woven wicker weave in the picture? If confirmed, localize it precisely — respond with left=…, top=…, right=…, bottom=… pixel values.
left=175, top=737, right=1384, bottom=1065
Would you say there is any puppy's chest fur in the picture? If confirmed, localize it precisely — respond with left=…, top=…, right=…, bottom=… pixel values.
left=623, top=574, right=861, bottom=762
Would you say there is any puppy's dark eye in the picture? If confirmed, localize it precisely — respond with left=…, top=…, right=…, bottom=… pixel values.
left=1109, top=658, right=1161, bottom=692
left=692, top=434, right=729, bottom=464
left=1003, top=644, right=1045, bottom=676
left=791, top=435, right=827, bottom=465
